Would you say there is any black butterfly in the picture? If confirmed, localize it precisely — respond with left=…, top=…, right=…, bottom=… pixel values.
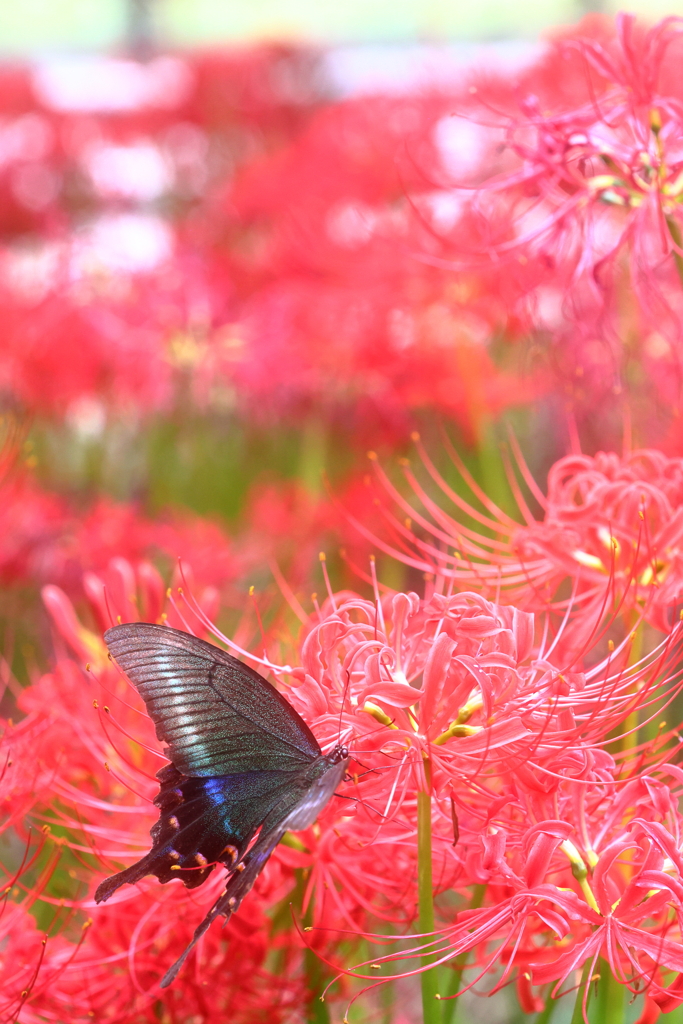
left=94, top=622, right=349, bottom=987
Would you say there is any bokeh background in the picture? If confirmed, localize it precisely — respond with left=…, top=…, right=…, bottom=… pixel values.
left=0, top=0, right=677, bottom=51
left=6, top=2, right=683, bottom=1021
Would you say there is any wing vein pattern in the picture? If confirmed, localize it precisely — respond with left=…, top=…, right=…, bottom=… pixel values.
left=103, top=622, right=321, bottom=776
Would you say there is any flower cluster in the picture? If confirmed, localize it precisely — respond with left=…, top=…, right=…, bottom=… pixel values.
left=3, top=527, right=683, bottom=1021
left=267, top=572, right=683, bottom=1024
left=436, top=14, right=683, bottom=441
left=361, top=437, right=683, bottom=644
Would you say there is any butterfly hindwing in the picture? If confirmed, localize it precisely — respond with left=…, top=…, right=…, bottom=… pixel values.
left=103, top=623, right=321, bottom=776
left=160, top=753, right=349, bottom=988
left=94, top=761, right=319, bottom=902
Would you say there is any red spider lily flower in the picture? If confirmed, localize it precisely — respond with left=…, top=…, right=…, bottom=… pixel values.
left=358, top=438, right=683, bottom=639
left=512, top=448, right=683, bottom=633
left=243, top=572, right=683, bottom=988
left=0, top=45, right=536, bottom=442
left=330, top=761, right=683, bottom=1019
left=284, top=582, right=683, bottom=802
left=0, top=472, right=69, bottom=587
left=0, top=883, right=306, bottom=1023
left=434, top=15, right=683, bottom=430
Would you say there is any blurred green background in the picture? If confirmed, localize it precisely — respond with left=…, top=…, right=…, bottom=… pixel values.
left=0, top=0, right=678, bottom=53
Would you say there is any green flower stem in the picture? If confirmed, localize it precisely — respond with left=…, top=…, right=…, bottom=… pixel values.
left=297, top=868, right=330, bottom=1024
left=417, top=763, right=440, bottom=1024
left=594, top=961, right=624, bottom=1024
left=304, top=944, right=331, bottom=1024
left=477, top=420, right=514, bottom=520
left=570, top=961, right=595, bottom=1024
left=667, top=216, right=683, bottom=290
left=440, top=884, right=487, bottom=1024
left=534, top=989, right=559, bottom=1024
left=299, top=415, right=327, bottom=496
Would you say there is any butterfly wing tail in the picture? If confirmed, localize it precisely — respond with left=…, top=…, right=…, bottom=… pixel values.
left=94, top=854, right=156, bottom=904
left=160, top=826, right=285, bottom=988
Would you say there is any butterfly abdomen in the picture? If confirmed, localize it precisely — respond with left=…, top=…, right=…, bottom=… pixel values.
left=282, top=752, right=349, bottom=831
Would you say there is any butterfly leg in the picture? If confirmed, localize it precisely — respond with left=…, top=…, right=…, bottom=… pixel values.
left=160, top=825, right=286, bottom=987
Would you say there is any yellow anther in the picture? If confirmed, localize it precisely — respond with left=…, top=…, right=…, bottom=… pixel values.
left=598, top=528, right=621, bottom=557
left=572, top=550, right=605, bottom=572
left=360, top=702, right=397, bottom=728
left=587, top=174, right=618, bottom=191
left=640, top=561, right=666, bottom=587
left=434, top=723, right=483, bottom=746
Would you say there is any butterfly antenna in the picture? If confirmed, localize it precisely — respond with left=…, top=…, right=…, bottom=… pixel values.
left=349, top=757, right=381, bottom=776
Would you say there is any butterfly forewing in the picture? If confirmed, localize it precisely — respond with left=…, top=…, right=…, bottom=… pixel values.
left=104, top=623, right=321, bottom=776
